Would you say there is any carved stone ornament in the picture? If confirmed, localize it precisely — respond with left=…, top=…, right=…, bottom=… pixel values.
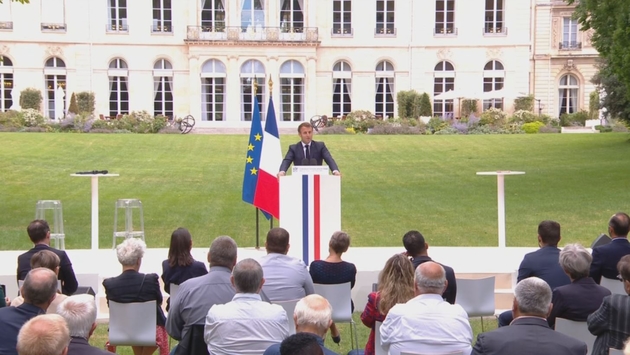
left=437, top=48, right=452, bottom=60
left=564, top=59, right=575, bottom=71
left=0, top=45, right=9, bottom=56
left=486, top=48, right=503, bottom=59
left=187, top=54, right=200, bottom=60
left=552, top=18, right=559, bottom=45
left=267, top=55, right=279, bottom=61
left=227, top=55, right=239, bottom=61
left=46, top=46, right=63, bottom=57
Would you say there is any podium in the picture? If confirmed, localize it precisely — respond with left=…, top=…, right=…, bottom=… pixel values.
left=279, top=166, right=341, bottom=264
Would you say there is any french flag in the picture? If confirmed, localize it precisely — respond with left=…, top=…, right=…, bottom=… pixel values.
left=253, top=97, right=281, bottom=219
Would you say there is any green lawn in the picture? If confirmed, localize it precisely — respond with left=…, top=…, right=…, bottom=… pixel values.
left=1, top=132, right=629, bottom=250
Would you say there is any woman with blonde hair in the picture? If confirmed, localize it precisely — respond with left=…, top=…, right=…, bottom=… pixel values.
left=360, top=253, right=415, bottom=355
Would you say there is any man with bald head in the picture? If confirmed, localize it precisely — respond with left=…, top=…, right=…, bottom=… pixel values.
left=380, top=261, right=472, bottom=355
left=590, top=212, right=630, bottom=284
left=0, top=268, right=59, bottom=355
left=17, top=314, right=70, bottom=355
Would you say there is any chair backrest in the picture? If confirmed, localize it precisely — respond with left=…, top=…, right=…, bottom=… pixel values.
left=609, top=348, right=624, bottom=355
left=75, top=273, right=100, bottom=295
left=271, top=299, right=300, bottom=335
left=108, top=301, right=157, bottom=346
left=555, top=318, right=596, bottom=355
left=375, top=321, right=387, bottom=355
left=591, top=234, right=612, bottom=249
left=600, top=277, right=626, bottom=295
left=455, top=277, right=496, bottom=317
left=170, top=283, right=181, bottom=301
left=0, top=275, right=19, bottom=299
left=313, top=282, right=353, bottom=323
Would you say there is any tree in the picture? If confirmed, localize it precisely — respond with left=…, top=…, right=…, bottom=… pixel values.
left=419, top=93, right=433, bottom=117
left=0, top=0, right=30, bottom=3
left=68, top=93, right=79, bottom=114
left=591, top=59, right=630, bottom=123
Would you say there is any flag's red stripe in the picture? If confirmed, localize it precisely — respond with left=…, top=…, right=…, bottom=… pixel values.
left=253, top=170, right=280, bottom=219
left=314, top=174, right=321, bottom=260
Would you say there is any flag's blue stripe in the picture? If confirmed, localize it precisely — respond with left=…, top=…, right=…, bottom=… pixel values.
left=265, top=97, right=279, bottom=138
left=242, top=97, right=263, bottom=204
left=302, top=175, right=309, bottom=265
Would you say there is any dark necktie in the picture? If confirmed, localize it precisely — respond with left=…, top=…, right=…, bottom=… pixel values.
left=305, top=144, right=311, bottom=160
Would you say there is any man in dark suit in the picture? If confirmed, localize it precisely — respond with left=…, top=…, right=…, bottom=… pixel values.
left=402, top=230, right=457, bottom=304
left=278, top=122, right=340, bottom=176
left=17, top=220, right=78, bottom=295
left=588, top=254, right=630, bottom=355
left=498, top=220, right=571, bottom=326
left=0, top=268, right=59, bottom=355
left=57, top=294, right=111, bottom=355
left=472, top=277, right=587, bottom=355
left=548, top=243, right=611, bottom=328
left=589, top=212, right=630, bottom=284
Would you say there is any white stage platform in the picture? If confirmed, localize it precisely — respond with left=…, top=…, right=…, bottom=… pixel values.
left=0, top=246, right=537, bottom=321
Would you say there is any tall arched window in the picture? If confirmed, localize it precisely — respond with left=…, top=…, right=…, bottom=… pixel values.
left=280, top=0, right=304, bottom=32
left=0, top=56, right=13, bottom=111
left=201, top=0, right=225, bottom=31
left=240, top=60, right=265, bottom=121
left=332, top=61, right=351, bottom=117
left=280, top=60, right=304, bottom=121
left=153, top=59, right=173, bottom=118
left=483, top=60, right=505, bottom=110
left=241, top=0, right=264, bottom=29
left=433, top=61, right=455, bottom=118
left=375, top=60, right=394, bottom=118
left=108, top=58, right=129, bottom=117
left=44, top=57, right=66, bottom=120
left=559, top=74, right=579, bottom=115
left=201, top=59, right=226, bottom=121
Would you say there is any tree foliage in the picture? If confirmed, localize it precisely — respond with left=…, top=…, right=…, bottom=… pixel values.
left=0, top=0, right=30, bottom=3
left=591, top=60, right=630, bottom=123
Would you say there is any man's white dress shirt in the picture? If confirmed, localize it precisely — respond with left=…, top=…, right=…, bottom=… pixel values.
left=380, top=293, right=473, bottom=355
left=204, top=293, right=290, bottom=355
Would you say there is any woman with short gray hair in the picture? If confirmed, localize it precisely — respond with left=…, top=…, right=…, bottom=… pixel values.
left=103, top=238, right=168, bottom=355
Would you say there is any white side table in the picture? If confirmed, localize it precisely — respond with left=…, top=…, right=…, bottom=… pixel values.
left=71, top=173, right=119, bottom=250
left=476, top=171, right=525, bottom=248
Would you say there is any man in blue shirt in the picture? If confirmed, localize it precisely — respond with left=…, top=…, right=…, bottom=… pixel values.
left=0, top=268, right=59, bottom=355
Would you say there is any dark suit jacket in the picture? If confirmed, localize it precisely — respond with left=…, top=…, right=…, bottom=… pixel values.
left=588, top=293, right=630, bottom=355
left=518, top=246, right=571, bottom=290
left=17, top=243, right=78, bottom=295
left=0, top=303, right=45, bottom=355
left=411, top=256, right=457, bottom=304
left=103, top=270, right=166, bottom=327
left=589, top=238, right=630, bottom=284
left=548, top=277, right=611, bottom=328
left=472, top=317, right=587, bottom=355
left=279, top=140, right=339, bottom=173
left=67, top=337, right=112, bottom=355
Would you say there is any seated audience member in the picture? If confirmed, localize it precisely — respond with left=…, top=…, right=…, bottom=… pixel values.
left=588, top=255, right=630, bottom=355
left=548, top=243, right=611, bottom=328
left=166, top=236, right=237, bottom=343
left=103, top=238, right=167, bottom=355
left=12, top=250, right=68, bottom=314
left=161, top=228, right=208, bottom=310
left=590, top=212, right=630, bottom=284
left=381, top=262, right=472, bottom=355
left=0, top=268, right=59, bottom=355
left=0, top=286, right=8, bottom=308
left=16, top=314, right=70, bottom=355
left=278, top=333, right=325, bottom=355
left=309, top=231, right=356, bottom=344
left=402, top=230, right=457, bottom=304
left=472, top=277, right=587, bottom=355
left=17, top=220, right=78, bottom=295
left=259, top=228, right=314, bottom=301
left=264, top=294, right=338, bottom=355
left=57, top=294, right=111, bottom=355
left=204, top=258, right=289, bottom=355
left=498, top=220, right=570, bottom=327
left=361, top=254, right=415, bottom=355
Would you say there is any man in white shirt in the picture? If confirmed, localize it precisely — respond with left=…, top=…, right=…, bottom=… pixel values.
left=204, top=258, right=289, bottom=355
left=258, top=228, right=315, bottom=302
left=381, top=261, right=473, bottom=355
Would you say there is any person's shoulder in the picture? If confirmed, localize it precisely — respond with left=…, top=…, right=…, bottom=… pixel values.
left=262, top=342, right=281, bottom=355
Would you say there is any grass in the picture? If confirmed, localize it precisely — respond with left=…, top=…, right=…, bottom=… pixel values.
left=88, top=314, right=498, bottom=354
left=1, top=132, right=630, bottom=250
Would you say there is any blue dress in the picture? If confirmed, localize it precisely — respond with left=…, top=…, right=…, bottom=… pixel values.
left=309, top=260, right=357, bottom=311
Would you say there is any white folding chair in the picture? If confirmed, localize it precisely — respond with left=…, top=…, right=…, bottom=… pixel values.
left=600, top=277, right=626, bottom=295
left=169, top=283, right=180, bottom=301
left=271, top=299, right=300, bottom=335
left=455, top=277, right=495, bottom=331
left=314, top=282, right=359, bottom=351
left=75, top=273, right=100, bottom=294
left=609, top=348, right=624, bottom=355
left=375, top=321, right=387, bottom=355
left=0, top=275, right=19, bottom=299
left=108, top=301, right=157, bottom=346
left=555, top=318, right=596, bottom=355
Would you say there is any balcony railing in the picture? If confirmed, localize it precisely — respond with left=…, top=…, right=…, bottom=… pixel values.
left=0, top=21, right=13, bottom=30
left=41, top=23, right=67, bottom=32
left=374, top=27, right=397, bottom=36
left=434, top=27, right=458, bottom=36
left=559, top=41, right=582, bottom=50
left=151, top=24, right=173, bottom=33
left=484, top=26, right=508, bottom=35
left=331, top=27, right=353, bottom=36
left=106, top=23, right=129, bottom=33
left=186, top=26, right=319, bottom=43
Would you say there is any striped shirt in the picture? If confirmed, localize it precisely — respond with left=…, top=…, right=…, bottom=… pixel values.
left=587, top=293, right=630, bottom=355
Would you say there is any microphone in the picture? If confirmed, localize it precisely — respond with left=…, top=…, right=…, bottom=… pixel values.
left=309, top=159, right=318, bottom=166
left=75, top=170, right=109, bottom=175
left=301, top=159, right=309, bottom=166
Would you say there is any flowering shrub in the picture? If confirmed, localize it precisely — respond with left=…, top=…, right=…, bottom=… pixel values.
left=21, top=109, right=46, bottom=127
left=509, top=110, right=539, bottom=124
left=479, top=108, right=507, bottom=126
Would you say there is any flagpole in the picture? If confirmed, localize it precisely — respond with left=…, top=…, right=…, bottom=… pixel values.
left=255, top=208, right=260, bottom=249
left=254, top=77, right=260, bottom=250
left=268, top=74, right=274, bottom=231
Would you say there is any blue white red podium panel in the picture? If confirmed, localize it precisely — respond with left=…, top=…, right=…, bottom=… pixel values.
left=279, top=167, right=341, bottom=265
